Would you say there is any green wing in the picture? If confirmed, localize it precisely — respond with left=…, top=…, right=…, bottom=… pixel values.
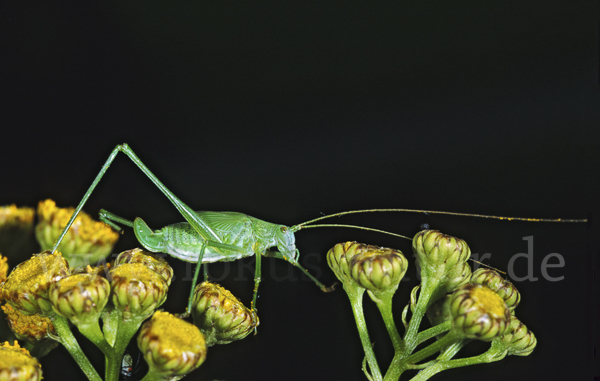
left=194, top=211, right=253, bottom=244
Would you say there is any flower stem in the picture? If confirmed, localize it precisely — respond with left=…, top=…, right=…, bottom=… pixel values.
left=369, top=290, right=403, bottom=352
left=407, top=342, right=507, bottom=381
left=401, top=277, right=441, bottom=356
left=415, top=320, right=451, bottom=347
left=346, top=286, right=382, bottom=381
left=51, top=315, right=102, bottom=381
left=105, top=316, right=146, bottom=381
left=76, top=320, right=113, bottom=357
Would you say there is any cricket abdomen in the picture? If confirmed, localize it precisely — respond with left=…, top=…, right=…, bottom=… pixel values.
left=161, top=222, right=252, bottom=263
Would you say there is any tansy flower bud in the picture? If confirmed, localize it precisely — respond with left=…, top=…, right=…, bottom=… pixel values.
left=437, top=261, right=472, bottom=297
left=327, top=242, right=368, bottom=288
left=1, top=305, right=59, bottom=358
left=450, top=284, right=511, bottom=341
left=413, top=230, right=471, bottom=274
left=0, top=254, right=8, bottom=286
left=114, top=248, right=173, bottom=286
left=192, top=282, right=259, bottom=347
left=1, top=304, right=56, bottom=342
left=499, top=317, right=537, bottom=356
left=138, top=311, right=206, bottom=377
left=49, top=274, right=110, bottom=326
left=109, top=263, right=168, bottom=321
left=35, top=200, right=118, bottom=268
left=349, top=245, right=407, bottom=295
left=470, top=268, right=520, bottom=311
left=1, top=251, right=69, bottom=316
left=0, top=341, right=42, bottom=381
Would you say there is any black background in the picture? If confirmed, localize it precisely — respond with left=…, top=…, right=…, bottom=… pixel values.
left=1, top=2, right=599, bottom=381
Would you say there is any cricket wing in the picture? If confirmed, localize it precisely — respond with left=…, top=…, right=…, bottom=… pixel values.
left=194, top=211, right=255, bottom=248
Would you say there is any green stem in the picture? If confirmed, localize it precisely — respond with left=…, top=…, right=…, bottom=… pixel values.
left=51, top=315, right=102, bottom=381
left=385, top=331, right=460, bottom=380
left=346, top=285, right=382, bottom=381
left=76, top=320, right=113, bottom=357
left=401, top=283, right=433, bottom=356
left=105, top=316, right=146, bottom=381
left=408, top=342, right=507, bottom=381
left=369, top=290, right=403, bottom=353
left=415, top=321, right=451, bottom=347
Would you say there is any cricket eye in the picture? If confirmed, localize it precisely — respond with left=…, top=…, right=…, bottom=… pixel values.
left=280, top=227, right=288, bottom=234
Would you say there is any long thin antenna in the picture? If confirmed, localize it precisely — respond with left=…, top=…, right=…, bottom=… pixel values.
left=295, top=208, right=587, bottom=228
left=295, top=223, right=411, bottom=240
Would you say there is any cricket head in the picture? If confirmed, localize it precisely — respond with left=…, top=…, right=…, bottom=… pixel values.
left=275, top=225, right=298, bottom=263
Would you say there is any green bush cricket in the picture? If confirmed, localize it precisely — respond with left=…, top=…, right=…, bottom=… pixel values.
left=50, top=144, right=585, bottom=317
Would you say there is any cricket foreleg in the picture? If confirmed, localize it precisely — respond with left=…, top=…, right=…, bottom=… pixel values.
left=264, top=250, right=336, bottom=292
left=291, top=262, right=336, bottom=292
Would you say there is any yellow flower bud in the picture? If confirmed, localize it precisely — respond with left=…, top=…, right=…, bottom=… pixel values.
left=49, top=274, right=110, bottom=326
left=109, top=263, right=168, bottom=321
left=470, top=268, right=520, bottom=311
left=349, top=245, right=407, bottom=294
left=1, top=304, right=56, bottom=342
left=0, top=341, right=42, bottom=381
left=0, top=254, right=8, bottom=286
left=138, top=311, right=207, bottom=377
left=192, top=282, right=259, bottom=346
left=326, top=242, right=367, bottom=288
left=498, top=316, right=537, bottom=356
left=450, top=284, right=511, bottom=341
left=1, top=251, right=69, bottom=316
left=413, top=230, right=471, bottom=273
left=35, top=200, right=118, bottom=268
left=114, top=248, right=173, bottom=286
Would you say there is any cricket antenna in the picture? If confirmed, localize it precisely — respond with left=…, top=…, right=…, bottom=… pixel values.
left=294, top=208, right=587, bottom=228
left=291, top=223, right=412, bottom=240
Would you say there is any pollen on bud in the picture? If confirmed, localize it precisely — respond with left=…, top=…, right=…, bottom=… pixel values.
left=2, top=304, right=56, bottom=342
left=470, top=268, right=521, bottom=311
left=109, top=263, right=168, bottom=321
left=348, top=245, right=407, bottom=294
left=0, top=341, right=42, bottom=381
left=450, top=284, right=511, bottom=341
left=49, top=273, right=110, bottom=326
left=138, top=311, right=206, bottom=377
left=1, top=251, right=69, bottom=316
left=35, top=199, right=119, bottom=268
left=412, top=230, right=471, bottom=273
left=114, top=248, right=173, bottom=286
left=0, top=254, right=8, bottom=286
left=192, top=282, right=259, bottom=347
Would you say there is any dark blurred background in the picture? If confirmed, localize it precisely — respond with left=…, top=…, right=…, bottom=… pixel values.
left=1, top=1, right=598, bottom=380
